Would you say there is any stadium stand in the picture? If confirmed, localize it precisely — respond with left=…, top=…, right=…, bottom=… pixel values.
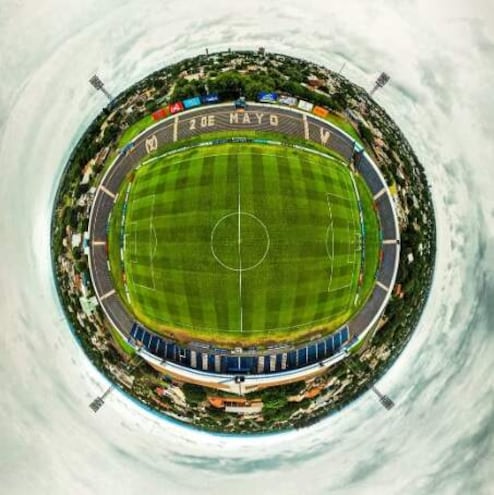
left=129, top=323, right=350, bottom=375
left=376, top=193, right=398, bottom=240
left=378, top=243, right=399, bottom=287
left=104, top=293, right=135, bottom=334
left=355, top=155, right=386, bottom=196
left=307, top=121, right=354, bottom=161
left=347, top=284, right=387, bottom=335
left=89, top=102, right=400, bottom=380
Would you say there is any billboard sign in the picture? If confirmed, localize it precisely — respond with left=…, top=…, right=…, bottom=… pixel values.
left=151, top=108, right=169, bottom=121
left=258, top=91, right=278, bottom=103
left=298, top=99, right=314, bottom=112
left=202, top=93, right=220, bottom=104
left=312, top=106, right=329, bottom=118
left=279, top=95, right=298, bottom=106
left=168, top=101, right=184, bottom=114
left=183, top=96, right=201, bottom=109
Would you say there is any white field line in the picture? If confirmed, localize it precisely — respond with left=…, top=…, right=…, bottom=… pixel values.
left=149, top=193, right=157, bottom=291
left=237, top=159, right=243, bottom=333
left=342, top=173, right=360, bottom=309
left=142, top=152, right=297, bottom=168
left=326, top=193, right=335, bottom=292
left=349, top=171, right=365, bottom=307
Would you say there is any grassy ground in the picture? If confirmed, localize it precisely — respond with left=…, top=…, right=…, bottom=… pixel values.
left=108, top=142, right=380, bottom=345
left=108, top=324, right=136, bottom=356
left=325, top=112, right=361, bottom=142
left=118, top=115, right=155, bottom=148
left=355, top=175, right=381, bottom=300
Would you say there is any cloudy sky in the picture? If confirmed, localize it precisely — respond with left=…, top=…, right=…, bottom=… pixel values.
left=1, top=1, right=494, bottom=493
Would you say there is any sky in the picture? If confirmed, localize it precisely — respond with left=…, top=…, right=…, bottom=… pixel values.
left=1, top=1, right=494, bottom=494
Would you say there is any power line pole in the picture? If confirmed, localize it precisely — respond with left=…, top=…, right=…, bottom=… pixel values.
left=89, top=74, right=114, bottom=102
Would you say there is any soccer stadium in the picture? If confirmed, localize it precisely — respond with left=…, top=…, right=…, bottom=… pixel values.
left=88, top=101, right=400, bottom=392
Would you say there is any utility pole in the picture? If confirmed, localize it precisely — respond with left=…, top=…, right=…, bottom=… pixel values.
left=235, top=375, right=245, bottom=396
left=89, top=74, right=114, bottom=102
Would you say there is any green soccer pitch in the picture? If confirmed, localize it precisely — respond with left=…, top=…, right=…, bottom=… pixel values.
left=108, top=143, right=380, bottom=346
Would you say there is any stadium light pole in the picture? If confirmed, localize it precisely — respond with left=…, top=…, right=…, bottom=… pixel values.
left=89, top=357, right=142, bottom=413
left=89, top=385, right=114, bottom=413
left=89, top=74, right=114, bottom=102
left=369, top=72, right=390, bottom=96
left=344, top=358, right=395, bottom=411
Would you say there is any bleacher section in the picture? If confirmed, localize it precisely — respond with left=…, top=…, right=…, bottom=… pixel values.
left=130, top=323, right=350, bottom=375
left=307, top=121, right=355, bottom=161
left=347, top=284, right=387, bottom=335
left=177, top=108, right=305, bottom=141
left=378, top=243, right=399, bottom=288
left=104, top=293, right=135, bottom=334
left=376, top=193, right=398, bottom=240
left=91, top=245, right=114, bottom=295
left=355, top=155, right=385, bottom=196
left=91, top=193, right=114, bottom=240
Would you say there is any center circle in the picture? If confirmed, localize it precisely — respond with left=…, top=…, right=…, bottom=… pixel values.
left=210, top=212, right=270, bottom=272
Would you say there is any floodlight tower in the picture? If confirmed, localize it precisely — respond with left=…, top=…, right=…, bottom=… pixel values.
left=371, top=386, right=395, bottom=410
left=89, top=385, right=114, bottom=413
left=89, top=74, right=114, bottom=102
left=89, top=356, right=142, bottom=413
left=369, top=72, right=390, bottom=96
left=344, top=359, right=395, bottom=411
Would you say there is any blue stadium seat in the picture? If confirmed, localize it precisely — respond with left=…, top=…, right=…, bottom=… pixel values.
left=333, top=333, right=342, bottom=350
left=297, top=348, right=307, bottom=367
left=287, top=351, right=297, bottom=369
left=149, top=336, right=158, bottom=352
left=307, top=344, right=317, bottom=364
left=275, top=354, right=283, bottom=372
left=326, top=337, right=334, bottom=355
left=142, top=331, right=151, bottom=347
left=195, top=352, right=203, bottom=370
left=341, top=327, right=350, bottom=343
left=219, top=356, right=227, bottom=374
left=156, top=339, right=165, bottom=359
left=208, top=354, right=215, bottom=371
left=240, top=356, right=255, bottom=373
left=263, top=356, right=271, bottom=374
left=132, top=325, right=144, bottom=341
left=317, top=342, right=326, bottom=360
left=166, top=343, right=176, bottom=360
left=226, top=356, right=240, bottom=372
